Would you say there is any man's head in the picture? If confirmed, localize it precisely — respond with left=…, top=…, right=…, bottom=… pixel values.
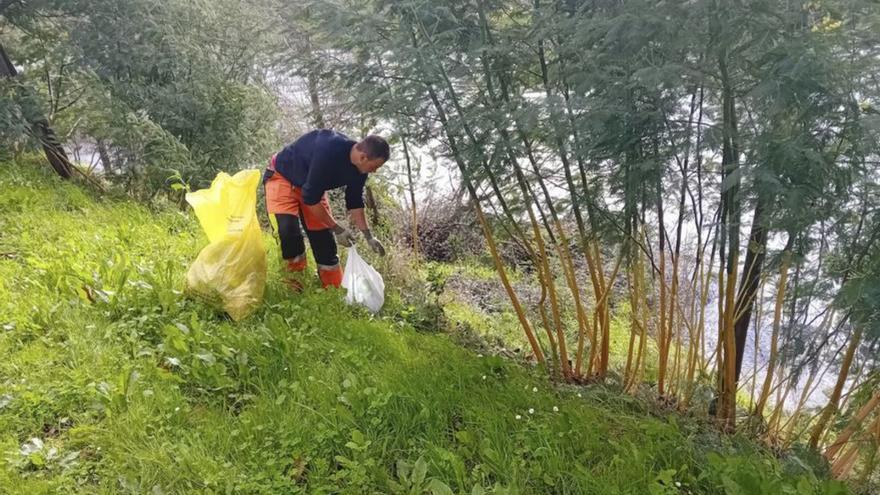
left=350, top=135, right=390, bottom=174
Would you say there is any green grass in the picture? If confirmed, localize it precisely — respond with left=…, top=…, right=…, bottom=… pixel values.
left=0, top=159, right=845, bottom=494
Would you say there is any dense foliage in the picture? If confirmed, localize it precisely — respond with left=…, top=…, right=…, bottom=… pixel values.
left=295, top=0, right=880, bottom=479
left=2, top=0, right=879, bottom=488
left=1, top=0, right=281, bottom=196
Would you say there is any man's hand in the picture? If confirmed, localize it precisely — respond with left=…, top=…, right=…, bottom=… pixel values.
left=362, top=229, right=386, bottom=256
left=367, top=237, right=386, bottom=256
left=333, top=225, right=356, bottom=247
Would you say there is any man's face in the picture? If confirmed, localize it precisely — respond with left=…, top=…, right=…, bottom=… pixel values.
left=354, top=150, right=386, bottom=174
left=363, top=158, right=385, bottom=173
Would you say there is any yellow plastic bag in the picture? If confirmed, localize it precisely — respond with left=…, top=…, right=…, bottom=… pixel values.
left=185, top=169, right=266, bottom=321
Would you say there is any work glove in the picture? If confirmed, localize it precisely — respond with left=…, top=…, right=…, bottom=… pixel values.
left=332, top=225, right=356, bottom=247
left=362, top=229, right=386, bottom=257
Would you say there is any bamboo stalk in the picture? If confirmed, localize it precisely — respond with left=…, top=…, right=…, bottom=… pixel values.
left=781, top=363, right=826, bottom=444
left=825, top=389, right=880, bottom=461
left=749, top=282, right=764, bottom=412
left=471, top=7, right=584, bottom=380
left=754, top=249, right=791, bottom=418
left=767, top=379, right=794, bottom=440
left=414, top=51, right=546, bottom=366
left=721, top=250, right=740, bottom=428
left=831, top=413, right=880, bottom=479
left=809, top=325, right=865, bottom=448
left=623, top=270, right=638, bottom=388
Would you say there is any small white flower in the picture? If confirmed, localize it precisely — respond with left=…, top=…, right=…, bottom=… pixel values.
left=532, top=387, right=538, bottom=392
left=553, top=406, right=559, bottom=412
left=675, top=482, right=681, bottom=488
left=577, top=393, right=582, bottom=398
left=477, top=354, right=483, bottom=358
left=482, top=375, right=487, bottom=380
left=515, top=414, right=522, bottom=420
left=528, top=408, right=535, bottom=414
left=174, top=407, right=180, bottom=412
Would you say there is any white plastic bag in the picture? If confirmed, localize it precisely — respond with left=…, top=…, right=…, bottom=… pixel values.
left=341, top=247, right=385, bottom=313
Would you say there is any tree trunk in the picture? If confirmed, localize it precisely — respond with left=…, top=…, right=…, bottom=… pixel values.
left=0, top=39, right=16, bottom=79
left=716, top=46, right=741, bottom=428
left=364, top=185, right=380, bottom=226
left=301, top=8, right=325, bottom=129
left=733, top=195, right=770, bottom=382
left=402, top=137, right=419, bottom=257
left=96, top=139, right=113, bottom=175
left=307, top=70, right=324, bottom=128
left=657, top=165, right=669, bottom=396
left=1, top=41, right=74, bottom=179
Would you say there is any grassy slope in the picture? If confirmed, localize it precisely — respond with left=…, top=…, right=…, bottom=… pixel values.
left=0, top=160, right=844, bottom=494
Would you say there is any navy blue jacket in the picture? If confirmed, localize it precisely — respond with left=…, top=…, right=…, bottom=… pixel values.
left=272, top=129, right=367, bottom=210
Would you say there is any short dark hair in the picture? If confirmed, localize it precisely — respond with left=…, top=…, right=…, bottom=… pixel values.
left=357, top=135, right=390, bottom=161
